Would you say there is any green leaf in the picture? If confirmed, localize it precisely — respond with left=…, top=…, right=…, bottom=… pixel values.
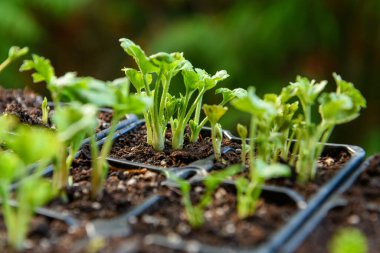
left=196, top=68, right=229, bottom=91
left=319, top=93, right=358, bottom=125
left=202, top=104, right=228, bottom=125
left=20, top=55, right=55, bottom=84
left=123, top=68, right=152, bottom=92
left=53, top=104, right=97, bottom=144
left=204, top=165, right=241, bottom=190
left=328, top=228, right=368, bottom=253
left=237, top=123, right=248, bottom=139
left=333, top=73, right=366, bottom=109
left=8, top=46, right=28, bottom=61
left=0, top=151, right=24, bottom=184
left=5, top=126, right=60, bottom=165
left=232, top=87, right=277, bottom=118
left=289, top=76, right=327, bottom=106
left=182, top=69, right=200, bottom=91
left=216, top=87, right=247, bottom=105
left=255, top=159, right=290, bottom=179
left=119, top=38, right=158, bottom=73
left=18, top=178, right=56, bottom=210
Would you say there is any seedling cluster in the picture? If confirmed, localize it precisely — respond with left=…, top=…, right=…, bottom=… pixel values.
left=0, top=39, right=366, bottom=249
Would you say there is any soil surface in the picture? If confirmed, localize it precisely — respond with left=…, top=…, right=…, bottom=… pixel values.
left=127, top=183, right=297, bottom=252
left=0, top=88, right=116, bottom=132
left=297, top=155, right=380, bottom=253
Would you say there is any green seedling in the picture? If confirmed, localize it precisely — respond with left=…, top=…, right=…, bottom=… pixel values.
left=189, top=87, right=247, bottom=143
left=286, top=74, right=366, bottom=181
left=328, top=227, right=368, bottom=253
left=166, top=165, right=241, bottom=228
left=0, top=46, right=28, bottom=73
left=235, top=160, right=290, bottom=219
left=202, top=104, right=227, bottom=161
left=121, top=38, right=191, bottom=151
left=232, top=87, right=280, bottom=164
left=52, top=104, right=98, bottom=191
left=21, top=54, right=151, bottom=198
left=236, top=123, right=248, bottom=166
left=0, top=116, right=59, bottom=250
left=41, top=96, right=49, bottom=125
left=88, top=78, right=151, bottom=199
left=121, top=38, right=233, bottom=151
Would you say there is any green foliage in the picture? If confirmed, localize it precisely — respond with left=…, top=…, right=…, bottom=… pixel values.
left=202, top=104, right=227, bottom=161
left=121, top=37, right=231, bottom=151
left=328, top=228, right=368, bottom=253
left=0, top=46, right=28, bottom=73
left=0, top=116, right=59, bottom=250
left=236, top=123, right=248, bottom=166
left=232, top=73, right=365, bottom=182
left=166, top=165, right=241, bottom=228
left=235, top=160, right=290, bottom=219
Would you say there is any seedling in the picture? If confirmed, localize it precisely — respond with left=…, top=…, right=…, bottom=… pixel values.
left=121, top=38, right=232, bottom=151
left=0, top=116, right=59, bottom=250
left=41, top=96, right=49, bottom=125
left=286, top=74, right=366, bottom=181
left=236, top=123, right=248, bottom=166
left=189, top=87, right=247, bottom=143
left=235, top=160, right=289, bottom=218
left=166, top=165, right=241, bottom=228
left=202, top=104, right=227, bottom=161
left=0, top=46, right=28, bottom=73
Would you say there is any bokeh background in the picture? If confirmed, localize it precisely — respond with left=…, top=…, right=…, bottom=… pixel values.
left=0, top=0, right=379, bottom=154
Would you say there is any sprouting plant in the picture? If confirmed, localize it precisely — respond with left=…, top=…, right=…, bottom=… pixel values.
left=121, top=38, right=235, bottom=151
left=286, top=74, right=366, bottom=181
left=235, top=160, right=290, bottom=218
left=0, top=116, right=59, bottom=250
left=0, top=46, right=28, bottom=73
left=166, top=165, right=241, bottom=228
left=21, top=54, right=151, bottom=198
left=328, top=227, right=368, bottom=253
left=41, top=96, right=49, bottom=125
left=232, top=87, right=280, bottom=164
left=88, top=78, right=151, bottom=199
left=52, top=104, right=98, bottom=191
left=121, top=38, right=191, bottom=151
left=202, top=104, right=227, bottom=161
left=189, top=87, right=247, bottom=143
left=236, top=123, right=248, bottom=166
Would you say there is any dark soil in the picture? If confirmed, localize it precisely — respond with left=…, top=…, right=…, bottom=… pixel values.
left=127, top=184, right=297, bottom=252
left=0, top=88, right=116, bottom=132
left=297, top=155, right=380, bottom=253
left=109, top=124, right=240, bottom=168
left=46, top=156, right=166, bottom=221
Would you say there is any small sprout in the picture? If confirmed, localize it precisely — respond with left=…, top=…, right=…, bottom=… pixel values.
left=328, top=227, right=368, bottom=253
left=202, top=104, right=228, bottom=161
left=166, top=166, right=241, bottom=228
left=236, top=123, right=248, bottom=166
left=0, top=46, right=28, bottom=73
left=41, top=97, right=49, bottom=125
left=235, top=160, right=290, bottom=219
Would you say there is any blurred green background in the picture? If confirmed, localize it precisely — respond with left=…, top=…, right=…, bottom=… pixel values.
left=0, top=0, right=379, bottom=154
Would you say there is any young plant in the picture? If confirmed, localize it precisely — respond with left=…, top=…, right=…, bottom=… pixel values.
left=236, top=123, right=248, bottom=166
left=0, top=46, right=28, bottom=73
left=0, top=117, right=59, bottom=250
left=52, top=104, right=98, bottom=191
left=235, top=160, right=290, bottom=218
left=189, top=87, right=247, bottom=143
left=202, top=104, right=227, bottom=161
left=121, top=38, right=191, bottom=151
left=286, top=74, right=366, bottom=181
left=88, top=78, right=151, bottom=199
left=166, top=165, right=241, bottom=228
left=41, top=96, right=49, bottom=125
